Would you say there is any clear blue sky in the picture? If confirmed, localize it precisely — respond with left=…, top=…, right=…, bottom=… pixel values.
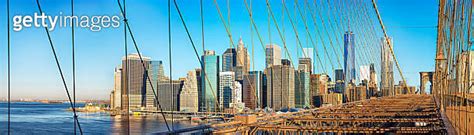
left=0, top=0, right=438, bottom=100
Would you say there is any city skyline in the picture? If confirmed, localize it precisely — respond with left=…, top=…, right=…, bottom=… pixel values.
left=0, top=0, right=438, bottom=100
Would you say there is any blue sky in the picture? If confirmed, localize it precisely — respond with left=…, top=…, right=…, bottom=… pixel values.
left=0, top=0, right=438, bottom=100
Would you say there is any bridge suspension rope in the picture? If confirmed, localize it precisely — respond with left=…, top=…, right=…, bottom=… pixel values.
left=34, top=0, right=84, bottom=134
left=116, top=0, right=172, bottom=132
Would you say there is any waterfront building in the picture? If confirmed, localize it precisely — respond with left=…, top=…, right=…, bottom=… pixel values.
left=201, top=50, right=220, bottom=112
left=180, top=70, right=199, bottom=112
left=111, top=67, right=122, bottom=110
left=145, top=61, right=164, bottom=109
left=157, top=79, right=182, bottom=111
left=121, top=54, right=152, bottom=111
left=265, top=62, right=295, bottom=110
left=242, top=71, right=263, bottom=109
left=265, top=44, right=282, bottom=68
left=381, top=37, right=394, bottom=96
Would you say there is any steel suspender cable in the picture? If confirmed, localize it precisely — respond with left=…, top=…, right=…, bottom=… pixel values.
left=7, top=0, right=11, bottom=134
left=70, top=0, right=77, bottom=134
left=34, top=0, right=83, bottom=134
left=122, top=0, right=130, bottom=134
left=168, top=0, right=174, bottom=131
left=174, top=0, right=221, bottom=113
left=116, top=0, right=172, bottom=132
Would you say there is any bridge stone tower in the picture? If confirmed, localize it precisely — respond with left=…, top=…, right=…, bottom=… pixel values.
left=419, top=72, right=434, bottom=94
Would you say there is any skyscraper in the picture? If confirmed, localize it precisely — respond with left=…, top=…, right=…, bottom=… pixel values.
left=111, top=67, right=122, bottom=110
left=381, top=37, right=394, bottom=96
left=236, top=38, right=251, bottom=81
left=265, top=64, right=295, bottom=110
left=201, top=50, right=220, bottom=112
left=298, top=58, right=312, bottom=73
left=146, top=60, right=163, bottom=108
left=219, top=71, right=235, bottom=109
left=344, top=31, right=356, bottom=103
left=359, top=65, right=370, bottom=82
left=121, top=54, right=152, bottom=110
left=302, top=48, right=314, bottom=72
left=266, top=44, right=282, bottom=68
left=295, top=69, right=310, bottom=108
left=243, top=71, right=263, bottom=109
left=344, top=31, right=356, bottom=85
left=180, top=70, right=199, bottom=112
left=222, top=48, right=236, bottom=72
left=334, top=69, right=344, bottom=93
left=157, top=79, right=182, bottom=111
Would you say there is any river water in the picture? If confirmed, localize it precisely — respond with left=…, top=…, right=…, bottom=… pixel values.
left=0, top=102, right=198, bottom=134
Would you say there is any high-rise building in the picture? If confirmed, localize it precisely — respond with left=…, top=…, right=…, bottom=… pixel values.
left=295, top=69, right=310, bottom=108
left=319, top=74, right=329, bottom=95
left=344, top=31, right=356, bottom=85
left=243, top=71, right=263, bottom=109
left=111, top=67, right=122, bottom=110
left=310, top=74, right=321, bottom=106
left=222, top=48, right=236, bottom=72
left=146, top=60, right=163, bottom=108
left=344, top=31, right=356, bottom=103
left=121, top=54, right=153, bottom=110
left=231, top=81, right=244, bottom=110
left=334, top=69, right=344, bottom=93
left=298, top=58, right=312, bottom=73
left=302, top=48, right=314, bottom=72
left=201, top=50, right=220, bottom=112
left=359, top=65, right=370, bottom=82
left=266, top=44, right=282, bottom=68
left=219, top=71, right=235, bottom=109
left=157, top=79, right=182, bottom=111
left=236, top=38, right=251, bottom=81
left=180, top=70, right=199, bottom=112
left=265, top=64, right=295, bottom=110
left=381, top=37, right=394, bottom=96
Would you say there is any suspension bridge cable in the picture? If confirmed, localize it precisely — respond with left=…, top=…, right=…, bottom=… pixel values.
left=313, top=0, right=342, bottom=69
left=173, top=0, right=221, bottom=112
left=7, top=0, right=11, bottom=134
left=371, top=0, right=409, bottom=91
left=34, top=0, right=83, bottom=134
left=211, top=0, right=262, bottom=111
left=168, top=0, right=173, bottom=130
left=293, top=0, right=326, bottom=73
left=116, top=1, right=171, bottom=132
left=70, top=0, right=78, bottom=134
left=120, top=0, right=131, bottom=133
left=265, top=0, right=298, bottom=67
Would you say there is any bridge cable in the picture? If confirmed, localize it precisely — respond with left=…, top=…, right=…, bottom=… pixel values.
left=7, top=0, right=11, bottom=134
left=121, top=0, right=131, bottom=134
left=116, top=0, right=171, bottom=132
left=34, top=0, right=84, bottom=134
left=168, top=0, right=174, bottom=131
left=371, top=0, right=409, bottom=91
left=173, top=0, right=221, bottom=112
left=70, top=0, right=78, bottom=134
